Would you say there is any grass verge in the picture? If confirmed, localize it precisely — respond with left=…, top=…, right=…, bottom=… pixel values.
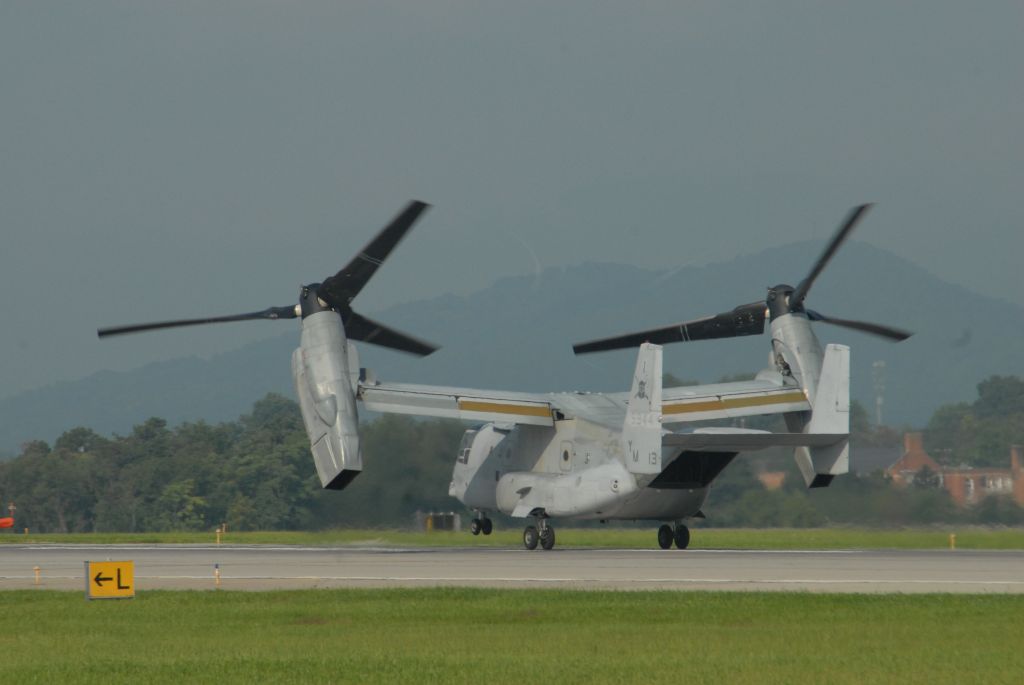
left=0, top=588, right=1021, bottom=684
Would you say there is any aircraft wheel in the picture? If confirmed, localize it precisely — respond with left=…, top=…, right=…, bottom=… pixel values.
left=657, top=524, right=673, bottom=550
left=540, top=526, right=556, bottom=551
left=481, top=518, right=493, bottom=536
left=470, top=518, right=481, bottom=536
left=523, top=525, right=539, bottom=550
left=674, top=524, right=690, bottom=550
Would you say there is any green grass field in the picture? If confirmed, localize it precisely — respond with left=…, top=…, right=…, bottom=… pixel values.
left=3, top=526, right=1023, bottom=549
left=0, top=589, right=1021, bottom=684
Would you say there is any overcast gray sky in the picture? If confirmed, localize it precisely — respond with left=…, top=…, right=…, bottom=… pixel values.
left=1, top=2, right=1021, bottom=399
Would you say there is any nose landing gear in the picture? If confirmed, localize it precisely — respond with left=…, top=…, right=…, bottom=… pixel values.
left=470, top=513, right=493, bottom=536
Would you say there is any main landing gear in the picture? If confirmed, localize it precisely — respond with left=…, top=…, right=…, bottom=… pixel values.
left=523, top=518, right=555, bottom=550
left=470, top=515, right=493, bottom=536
left=657, top=522, right=690, bottom=550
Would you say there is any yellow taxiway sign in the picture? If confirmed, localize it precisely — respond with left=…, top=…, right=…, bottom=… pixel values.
left=85, top=560, right=135, bottom=600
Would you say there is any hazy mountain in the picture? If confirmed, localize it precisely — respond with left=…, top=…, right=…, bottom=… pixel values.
left=1, top=241, right=1020, bottom=455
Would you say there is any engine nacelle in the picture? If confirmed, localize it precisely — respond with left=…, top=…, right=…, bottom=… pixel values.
left=292, top=310, right=362, bottom=490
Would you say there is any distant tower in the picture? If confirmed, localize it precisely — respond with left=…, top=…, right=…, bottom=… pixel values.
left=871, top=360, right=887, bottom=426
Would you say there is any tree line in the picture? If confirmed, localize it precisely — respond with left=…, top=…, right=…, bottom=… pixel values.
left=0, top=395, right=464, bottom=533
left=1, top=375, right=1023, bottom=533
left=924, top=375, right=1024, bottom=466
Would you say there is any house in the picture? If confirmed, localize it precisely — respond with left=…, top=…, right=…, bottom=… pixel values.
left=887, top=433, right=941, bottom=487
left=886, top=433, right=1024, bottom=507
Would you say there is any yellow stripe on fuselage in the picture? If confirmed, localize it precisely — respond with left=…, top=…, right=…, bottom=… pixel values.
left=662, top=391, right=807, bottom=416
left=457, top=400, right=553, bottom=418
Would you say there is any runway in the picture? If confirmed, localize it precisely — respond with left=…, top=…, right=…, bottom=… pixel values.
left=2, top=544, right=1023, bottom=593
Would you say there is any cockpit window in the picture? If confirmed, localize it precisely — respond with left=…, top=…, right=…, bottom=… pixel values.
left=457, top=430, right=477, bottom=464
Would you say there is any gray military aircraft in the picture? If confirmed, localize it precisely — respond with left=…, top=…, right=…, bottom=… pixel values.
left=99, top=202, right=909, bottom=550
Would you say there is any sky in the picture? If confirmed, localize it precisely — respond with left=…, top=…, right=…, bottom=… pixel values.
left=1, top=2, right=1022, bottom=399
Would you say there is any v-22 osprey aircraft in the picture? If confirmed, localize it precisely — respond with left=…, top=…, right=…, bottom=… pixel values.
left=99, top=202, right=910, bottom=550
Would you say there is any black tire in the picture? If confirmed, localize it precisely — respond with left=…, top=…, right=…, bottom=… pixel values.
left=657, top=524, right=673, bottom=550
left=470, top=518, right=481, bottom=536
left=540, top=526, right=556, bottom=551
left=481, top=518, right=493, bottom=536
left=674, top=524, right=690, bottom=550
left=523, top=525, right=539, bottom=550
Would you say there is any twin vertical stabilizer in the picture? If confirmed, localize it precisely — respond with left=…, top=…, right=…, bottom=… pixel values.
left=622, top=343, right=664, bottom=475
left=793, top=343, right=850, bottom=487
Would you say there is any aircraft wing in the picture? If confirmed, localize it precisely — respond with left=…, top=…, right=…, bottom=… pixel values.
left=358, top=375, right=809, bottom=428
left=548, top=376, right=810, bottom=427
left=359, top=380, right=638, bottom=428
left=663, top=427, right=846, bottom=452
left=358, top=381, right=559, bottom=426
left=659, top=378, right=809, bottom=424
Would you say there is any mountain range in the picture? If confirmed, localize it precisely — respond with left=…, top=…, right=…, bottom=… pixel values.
left=2, top=240, right=1020, bottom=455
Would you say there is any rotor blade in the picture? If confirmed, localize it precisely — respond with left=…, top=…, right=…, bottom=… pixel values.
left=319, top=200, right=431, bottom=308
left=573, top=302, right=766, bottom=354
left=98, top=306, right=298, bottom=338
left=344, top=311, right=439, bottom=356
left=791, top=203, right=873, bottom=307
left=806, top=310, right=912, bottom=341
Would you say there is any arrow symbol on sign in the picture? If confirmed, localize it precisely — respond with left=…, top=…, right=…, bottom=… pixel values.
left=94, top=571, right=113, bottom=587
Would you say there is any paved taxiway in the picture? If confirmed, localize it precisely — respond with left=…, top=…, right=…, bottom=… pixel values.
left=2, top=545, right=1022, bottom=593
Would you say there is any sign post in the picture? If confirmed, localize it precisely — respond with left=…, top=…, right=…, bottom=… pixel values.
left=85, top=560, right=135, bottom=600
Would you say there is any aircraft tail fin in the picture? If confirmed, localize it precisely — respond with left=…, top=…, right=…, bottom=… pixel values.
left=622, top=343, right=663, bottom=475
left=793, top=343, right=850, bottom=487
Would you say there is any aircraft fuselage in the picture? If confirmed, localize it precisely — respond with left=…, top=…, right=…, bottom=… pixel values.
left=449, top=420, right=711, bottom=521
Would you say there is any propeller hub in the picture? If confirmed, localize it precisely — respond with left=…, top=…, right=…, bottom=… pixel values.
left=767, top=284, right=803, bottom=320
left=299, top=283, right=342, bottom=319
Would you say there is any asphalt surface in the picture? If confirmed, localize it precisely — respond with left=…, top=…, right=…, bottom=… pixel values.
left=2, top=545, right=1023, bottom=593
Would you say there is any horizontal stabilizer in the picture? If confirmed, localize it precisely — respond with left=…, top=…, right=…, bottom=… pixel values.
left=663, top=428, right=847, bottom=453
